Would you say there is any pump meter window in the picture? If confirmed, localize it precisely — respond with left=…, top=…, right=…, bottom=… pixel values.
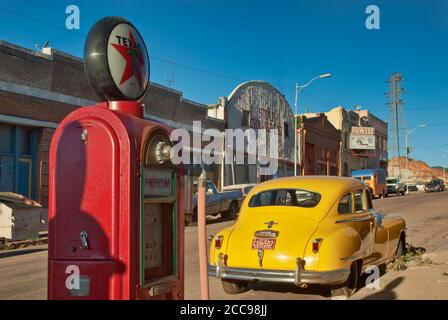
left=141, top=167, right=176, bottom=283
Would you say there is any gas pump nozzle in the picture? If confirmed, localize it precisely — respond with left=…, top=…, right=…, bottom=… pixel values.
left=155, top=141, right=172, bottom=164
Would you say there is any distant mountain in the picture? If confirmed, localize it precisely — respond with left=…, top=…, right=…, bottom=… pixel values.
left=432, top=166, right=448, bottom=172
left=388, top=157, right=445, bottom=183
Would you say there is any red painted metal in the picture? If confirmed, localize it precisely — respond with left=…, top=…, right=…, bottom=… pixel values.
left=107, top=100, right=144, bottom=118
left=48, top=102, right=184, bottom=300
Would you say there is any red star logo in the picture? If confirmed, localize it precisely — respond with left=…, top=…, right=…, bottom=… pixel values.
left=111, top=29, right=145, bottom=89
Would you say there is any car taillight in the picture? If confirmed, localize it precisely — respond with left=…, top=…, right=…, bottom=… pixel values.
left=312, top=238, right=323, bottom=253
left=215, top=236, right=224, bottom=249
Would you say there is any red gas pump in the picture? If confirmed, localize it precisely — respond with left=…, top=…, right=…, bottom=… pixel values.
left=48, top=17, right=184, bottom=300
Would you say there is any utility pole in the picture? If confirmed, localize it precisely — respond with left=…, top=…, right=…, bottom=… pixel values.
left=386, top=73, right=406, bottom=178
left=443, top=151, right=448, bottom=183
left=294, top=83, right=299, bottom=176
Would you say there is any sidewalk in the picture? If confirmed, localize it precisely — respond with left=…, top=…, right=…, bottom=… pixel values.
left=353, top=250, right=448, bottom=300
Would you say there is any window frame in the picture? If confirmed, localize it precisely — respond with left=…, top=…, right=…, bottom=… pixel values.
left=353, top=188, right=365, bottom=214
left=248, top=188, right=321, bottom=208
left=338, top=192, right=354, bottom=215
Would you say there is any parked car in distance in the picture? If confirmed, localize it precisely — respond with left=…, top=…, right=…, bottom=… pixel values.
left=208, top=176, right=406, bottom=298
left=425, top=179, right=445, bottom=192
left=222, top=183, right=256, bottom=197
left=188, top=180, right=243, bottom=225
left=386, top=177, right=406, bottom=196
left=351, top=168, right=387, bottom=198
left=406, top=183, right=419, bottom=193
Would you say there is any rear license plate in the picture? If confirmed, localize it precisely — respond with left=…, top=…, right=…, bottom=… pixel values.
left=252, top=238, right=276, bottom=250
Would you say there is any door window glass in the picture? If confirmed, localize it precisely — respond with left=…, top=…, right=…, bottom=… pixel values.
left=338, top=193, right=353, bottom=214
left=206, top=182, right=217, bottom=194
left=354, top=189, right=364, bottom=213
left=365, top=189, right=373, bottom=209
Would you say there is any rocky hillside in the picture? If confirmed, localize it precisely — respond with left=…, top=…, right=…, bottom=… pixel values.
left=388, top=157, right=445, bottom=183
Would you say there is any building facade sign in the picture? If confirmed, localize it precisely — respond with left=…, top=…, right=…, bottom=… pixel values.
left=349, top=134, right=376, bottom=150
left=351, top=126, right=375, bottom=135
left=143, top=168, right=172, bottom=197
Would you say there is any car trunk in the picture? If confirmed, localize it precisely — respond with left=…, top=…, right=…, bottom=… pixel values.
left=224, top=207, right=319, bottom=270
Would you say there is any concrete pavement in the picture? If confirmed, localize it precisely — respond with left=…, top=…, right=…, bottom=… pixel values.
left=353, top=250, right=448, bottom=300
left=0, top=246, right=47, bottom=300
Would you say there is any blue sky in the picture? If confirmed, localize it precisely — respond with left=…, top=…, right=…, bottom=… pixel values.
left=1, top=0, right=448, bottom=167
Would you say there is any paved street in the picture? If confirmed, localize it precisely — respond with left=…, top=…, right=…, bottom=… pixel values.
left=186, top=190, right=448, bottom=299
left=0, top=190, right=447, bottom=300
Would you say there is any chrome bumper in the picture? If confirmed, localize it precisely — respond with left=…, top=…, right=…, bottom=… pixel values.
left=208, top=254, right=350, bottom=286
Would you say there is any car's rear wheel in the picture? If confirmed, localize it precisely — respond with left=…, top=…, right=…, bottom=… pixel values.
left=222, top=202, right=239, bottom=221
left=221, top=279, right=249, bottom=294
left=330, top=262, right=359, bottom=298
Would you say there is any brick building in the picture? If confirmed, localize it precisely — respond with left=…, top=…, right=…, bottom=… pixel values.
left=0, top=40, right=223, bottom=207
left=309, top=106, right=388, bottom=176
left=298, top=113, right=341, bottom=176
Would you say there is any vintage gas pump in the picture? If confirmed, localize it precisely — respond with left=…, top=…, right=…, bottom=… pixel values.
left=47, top=17, right=184, bottom=300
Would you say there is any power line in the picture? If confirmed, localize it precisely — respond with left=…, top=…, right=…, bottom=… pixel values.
left=0, top=7, right=246, bottom=80
left=0, top=6, right=87, bottom=38
left=0, top=5, right=335, bottom=109
left=412, top=136, right=447, bottom=154
left=3, top=5, right=445, bottom=116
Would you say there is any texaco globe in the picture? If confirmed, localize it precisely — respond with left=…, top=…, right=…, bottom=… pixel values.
left=84, top=17, right=150, bottom=101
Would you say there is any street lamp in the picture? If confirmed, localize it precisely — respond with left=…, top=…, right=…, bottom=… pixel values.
left=294, top=73, right=332, bottom=176
left=405, top=124, right=426, bottom=182
left=443, top=151, right=448, bottom=183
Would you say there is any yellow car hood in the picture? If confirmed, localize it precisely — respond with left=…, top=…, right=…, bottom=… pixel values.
left=224, top=207, right=319, bottom=270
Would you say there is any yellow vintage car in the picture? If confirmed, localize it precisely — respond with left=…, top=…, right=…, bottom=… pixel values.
left=208, top=176, right=406, bottom=297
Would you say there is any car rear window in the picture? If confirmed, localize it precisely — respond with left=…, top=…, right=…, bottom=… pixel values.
left=248, top=189, right=321, bottom=208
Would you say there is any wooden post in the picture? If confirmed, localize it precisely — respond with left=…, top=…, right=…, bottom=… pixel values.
left=197, top=168, right=209, bottom=300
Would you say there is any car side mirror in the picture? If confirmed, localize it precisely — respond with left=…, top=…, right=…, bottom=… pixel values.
left=206, top=189, right=214, bottom=195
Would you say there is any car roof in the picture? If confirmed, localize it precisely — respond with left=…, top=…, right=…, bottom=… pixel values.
left=243, top=176, right=364, bottom=222
left=250, top=176, right=363, bottom=195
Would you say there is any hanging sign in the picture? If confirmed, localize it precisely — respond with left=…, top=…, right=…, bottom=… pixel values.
left=84, top=17, right=150, bottom=101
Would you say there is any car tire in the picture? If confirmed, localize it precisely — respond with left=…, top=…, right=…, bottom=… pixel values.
left=222, top=202, right=239, bottom=221
left=221, top=279, right=249, bottom=294
left=330, top=262, right=359, bottom=298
